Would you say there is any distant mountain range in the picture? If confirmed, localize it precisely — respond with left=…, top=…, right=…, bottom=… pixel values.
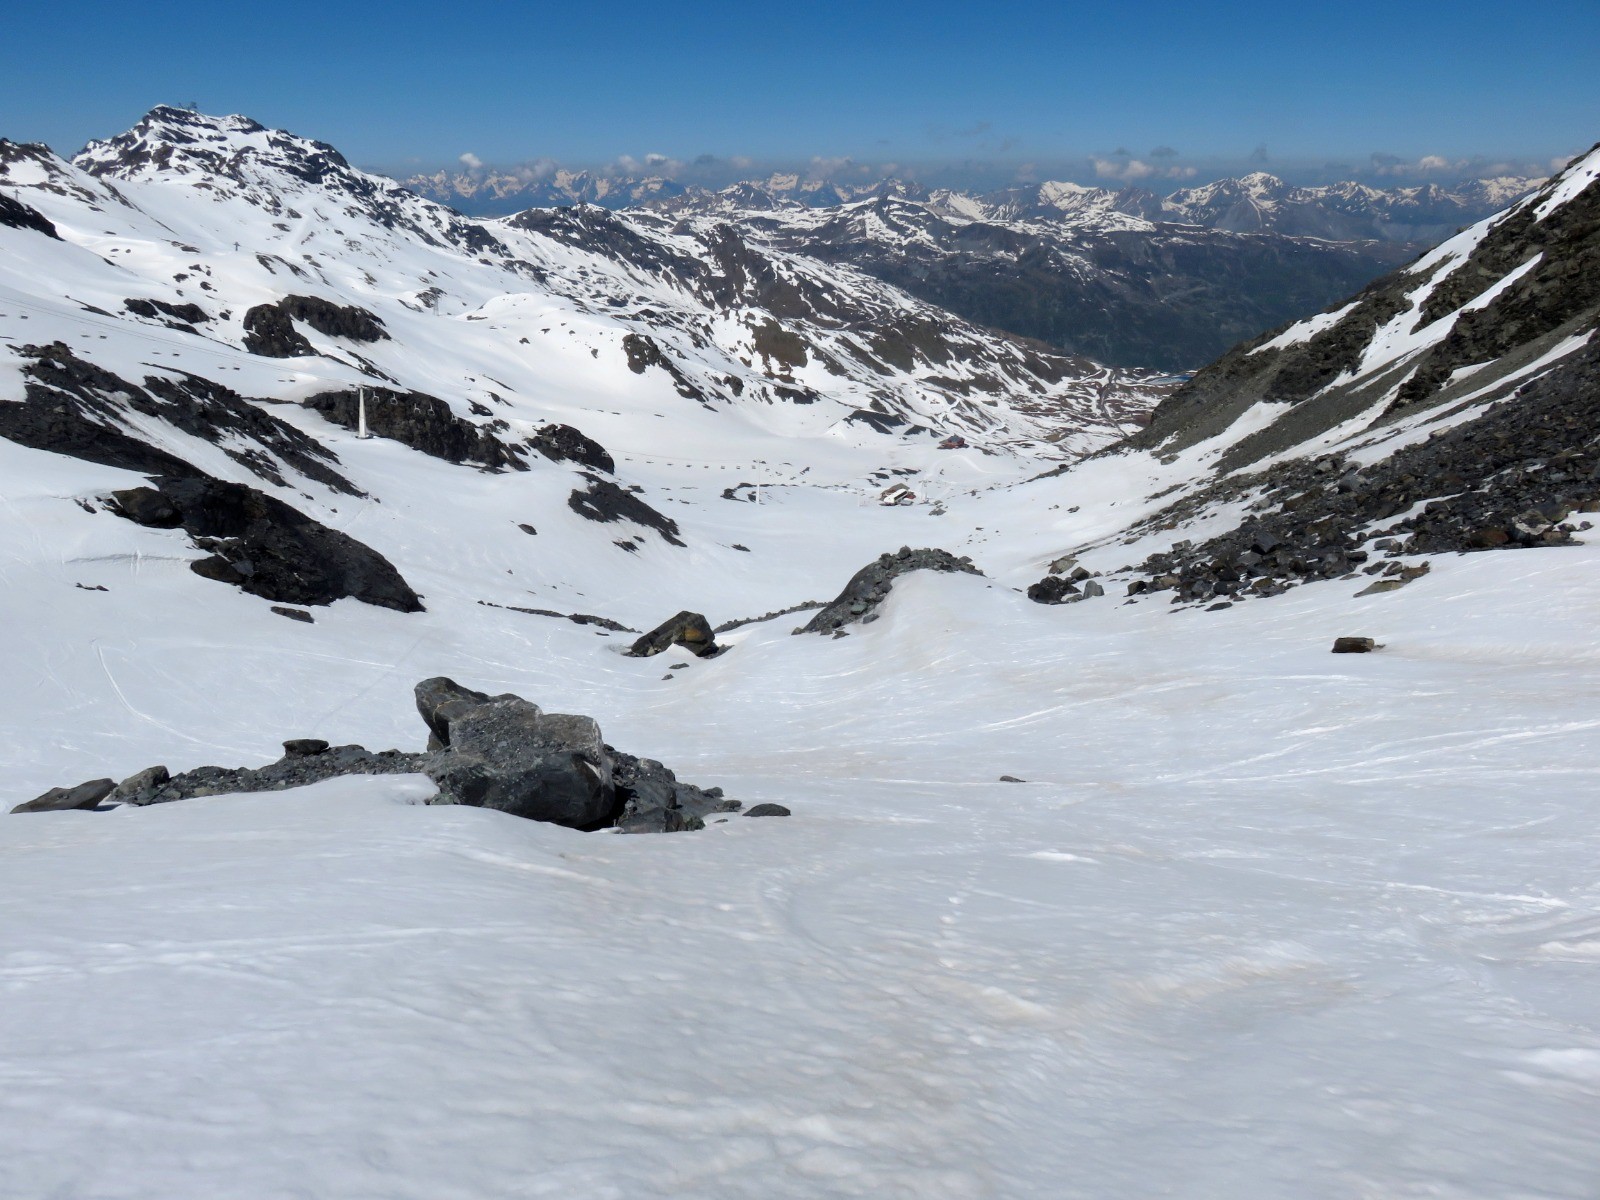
left=404, top=167, right=1537, bottom=244
left=398, top=168, right=1539, bottom=370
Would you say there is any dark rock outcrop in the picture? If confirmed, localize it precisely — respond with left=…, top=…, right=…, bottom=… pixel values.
left=109, top=766, right=168, bottom=803
left=304, top=387, right=524, bottom=470
left=1132, top=149, right=1600, bottom=468
left=158, top=475, right=422, bottom=611
left=621, top=332, right=707, bottom=401
left=414, top=676, right=494, bottom=749
left=424, top=698, right=616, bottom=829
left=567, top=474, right=685, bottom=546
left=744, top=803, right=791, bottom=818
left=0, top=345, right=418, bottom=612
left=800, top=547, right=983, bottom=634
left=242, top=294, right=388, bottom=356
left=19, top=678, right=761, bottom=834
left=6, top=342, right=356, bottom=495
left=1026, top=576, right=1079, bottom=605
left=124, top=298, right=209, bottom=327
left=0, top=191, right=60, bottom=239
left=528, top=422, right=614, bottom=473
left=627, top=611, right=718, bottom=659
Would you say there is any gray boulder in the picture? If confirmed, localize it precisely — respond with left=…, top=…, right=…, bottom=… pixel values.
left=109, top=765, right=169, bottom=804
left=414, top=676, right=493, bottom=749
left=11, top=778, right=116, bottom=814
left=425, top=698, right=617, bottom=829
left=627, top=611, right=718, bottom=659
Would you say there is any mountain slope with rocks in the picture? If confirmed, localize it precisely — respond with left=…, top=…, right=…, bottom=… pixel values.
left=406, top=165, right=1536, bottom=369
left=978, top=145, right=1600, bottom=613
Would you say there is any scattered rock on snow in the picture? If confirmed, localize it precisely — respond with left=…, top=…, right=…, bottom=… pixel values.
left=19, top=678, right=762, bottom=833
left=744, top=803, right=791, bottom=817
left=1332, top=637, right=1379, bottom=653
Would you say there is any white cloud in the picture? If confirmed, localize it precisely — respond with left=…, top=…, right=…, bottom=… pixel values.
left=511, top=158, right=557, bottom=183
left=613, top=153, right=683, bottom=176
left=808, top=155, right=857, bottom=178
left=458, top=152, right=483, bottom=170
left=1370, top=153, right=1484, bottom=177
left=1551, top=154, right=1577, bottom=171
left=1091, top=158, right=1194, bottom=182
left=1093, top=156, right=1156, bottom=181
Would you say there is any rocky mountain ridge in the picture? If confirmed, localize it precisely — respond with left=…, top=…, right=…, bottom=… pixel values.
left=1013, top=144, right=1600, bottom=611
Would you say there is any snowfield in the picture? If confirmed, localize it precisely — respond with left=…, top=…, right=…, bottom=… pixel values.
left=2, top=110, right=1598, bottom=1198
left=4, top=542, right=1599, bottom=1199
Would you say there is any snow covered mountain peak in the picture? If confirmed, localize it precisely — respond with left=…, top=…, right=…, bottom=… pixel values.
left=76, top=105, right=348, bottom=185
left=71, top=107, right=506, bottom=257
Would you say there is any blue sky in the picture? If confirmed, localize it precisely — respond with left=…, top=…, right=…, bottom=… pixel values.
left=5, top=0, right=1596, bottom=184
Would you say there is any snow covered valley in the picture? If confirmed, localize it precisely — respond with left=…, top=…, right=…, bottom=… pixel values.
left=2, top=110, right=1599, bottom=1197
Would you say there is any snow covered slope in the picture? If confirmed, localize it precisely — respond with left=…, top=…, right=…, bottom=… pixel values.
left=0, top=106, right=1170, bottom=626
left=1, top=112, right=1597, bottom=1199
left=2, top=534, right=1598, bottom=1199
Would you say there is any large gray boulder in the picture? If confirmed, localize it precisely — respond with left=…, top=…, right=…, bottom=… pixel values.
left=626, top=611, right=718, bottom=659
left=11, top=778, right=116, bottom=814
left=424, top=698, right=617, bottom=829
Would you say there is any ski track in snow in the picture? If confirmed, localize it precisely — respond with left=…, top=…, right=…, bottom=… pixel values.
left=2, top=545, right=1599, bottom=1198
